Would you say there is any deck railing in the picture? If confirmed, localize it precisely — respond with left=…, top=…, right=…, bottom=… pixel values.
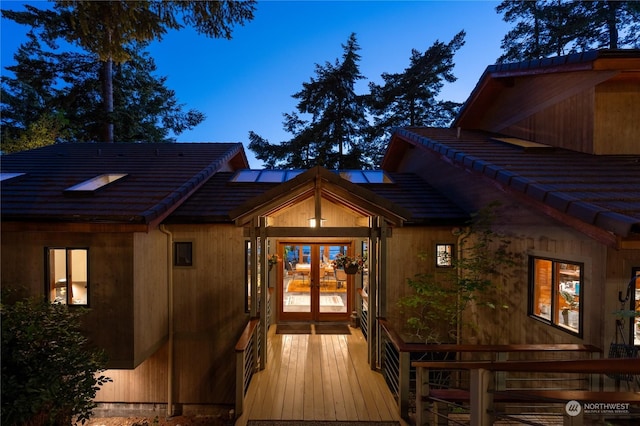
left=377, top=318, right=602, bottom=421
left=234, top=318, right=260, bottom=417
left=413, top=358, right=640, bottom=426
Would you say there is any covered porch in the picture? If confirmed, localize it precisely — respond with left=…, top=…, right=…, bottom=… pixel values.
left=234, top=324, right=407, bottom=425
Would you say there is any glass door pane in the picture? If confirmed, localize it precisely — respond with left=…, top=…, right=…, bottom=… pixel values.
left=319, top=245, right=348, bottom=314
left=282, top=245, right=311, bottom=314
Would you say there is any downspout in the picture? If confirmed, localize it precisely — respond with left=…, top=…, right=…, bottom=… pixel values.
left=160, top=225, right=174, bottom=418
left=454, top=227, right=469, bottom=346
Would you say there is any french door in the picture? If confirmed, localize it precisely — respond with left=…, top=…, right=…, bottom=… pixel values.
left=278, top=242, right=353, bottom=322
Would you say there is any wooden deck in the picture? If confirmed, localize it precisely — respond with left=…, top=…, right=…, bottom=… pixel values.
left=235, top=324, right=407, bottom=425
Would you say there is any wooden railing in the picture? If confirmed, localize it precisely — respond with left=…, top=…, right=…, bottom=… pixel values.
left=413, top=358, right=640, bottom=426
left=377, top=318, right=602, bottom=421
left=234, top=318, right=260, bottom=417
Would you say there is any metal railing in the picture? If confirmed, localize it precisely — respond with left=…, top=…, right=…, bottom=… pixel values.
left=357, top=288, right=368, bottom=340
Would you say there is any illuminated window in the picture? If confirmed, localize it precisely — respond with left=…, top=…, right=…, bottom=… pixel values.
left=65, top=173, right=127, bottom=192
left=46, top=248, right=89, bottom=306
left=436, top=244, right=453, bottom=267
left=529, top=257, right=582, bottom=335
left=174, top=242, right=193, bottom=267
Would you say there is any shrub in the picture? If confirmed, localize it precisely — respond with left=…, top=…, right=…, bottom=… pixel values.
left=398, top=202, right=522, bottom=343
left=1, top=290, right=111, bottom=425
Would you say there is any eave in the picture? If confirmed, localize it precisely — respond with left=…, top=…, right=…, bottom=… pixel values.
left=230, top=166, right=411, bottom=227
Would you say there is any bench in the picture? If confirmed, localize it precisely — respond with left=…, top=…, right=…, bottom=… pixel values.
left=413, top=358, right=640, bottom=426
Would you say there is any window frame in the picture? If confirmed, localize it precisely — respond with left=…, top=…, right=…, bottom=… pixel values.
left=45, top=247, right=90, bottom=306
left=630, top=267, right=640, bottom=346
left=174, top=241, right=193, bottom=267
left=435, top=243, right=454, bottom=267
left=528, top=255, right=583, bottom=337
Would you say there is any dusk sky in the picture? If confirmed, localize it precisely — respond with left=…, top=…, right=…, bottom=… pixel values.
left=1, top=1, right=510, bottom=167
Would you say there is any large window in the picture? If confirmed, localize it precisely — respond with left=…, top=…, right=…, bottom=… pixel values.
left=46, top=248, right=89, bottom=306
left=529, top=256, right=582, bottom=335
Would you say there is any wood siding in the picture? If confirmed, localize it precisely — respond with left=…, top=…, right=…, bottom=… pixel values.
left=0, top=230, right=168, bottom=369
left=594, top=78, right=640, bottom=154
left=269, top=196, right=366, bottom=227
left=167, top=224, right=250, bottom=405
left=396, top=146, right=635, bottom=351
left=478, top=71, right=639, bottom=155
left=383, top=226, right=458, bottom=337
left=97, top=224, right=250, bottom=405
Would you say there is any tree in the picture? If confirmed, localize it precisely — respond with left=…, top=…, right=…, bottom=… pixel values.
left=1, top=33, right=205, bottom=152
left=496, top=0, right=640, bottom=63
left=398, top=202, right=522, bottom=344
left=249, top=33, right=371, bottom=169
left=1, top=291, right=111, bottom=425
left=366, top=30, right=466, bottom=162
left=2, top=1, right=256, bottom=143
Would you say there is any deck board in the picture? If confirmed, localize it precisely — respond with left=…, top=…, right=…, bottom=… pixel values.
left=235, top=325, right=407, bottom=425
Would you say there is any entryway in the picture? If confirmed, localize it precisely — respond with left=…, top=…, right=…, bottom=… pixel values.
left=278, top=242, right=354, bottom=322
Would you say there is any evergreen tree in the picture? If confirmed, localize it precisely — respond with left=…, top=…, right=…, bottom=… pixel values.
left=578, top=1, right=640, bottom=50
left=366, top=30, right=466, bottom=160
left=249, top=33, right=371, bottom=169
left=1, top=34, right=204, bottom=152
left=496, top=0, right=640, bottom=63
left=2, top=1, right=256, bottom=143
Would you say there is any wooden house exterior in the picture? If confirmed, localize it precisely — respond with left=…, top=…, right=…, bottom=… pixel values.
left=384, top=50, right=640, bottom=351
left=1, top=144, right=468, bottom=415
left=1, top=49, right=638, bottom=419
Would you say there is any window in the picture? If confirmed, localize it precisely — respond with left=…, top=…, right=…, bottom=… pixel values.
left=174, top=242, right=193, bottom=267
left=436, top=244, right=454, bottom=267
left=65, top=173, right=127, bottom=193
left=529, top=256, right=582, bottom=335
left=46, top=248, right=89, bottom=305
left=630, top=268, right=640, bottom=346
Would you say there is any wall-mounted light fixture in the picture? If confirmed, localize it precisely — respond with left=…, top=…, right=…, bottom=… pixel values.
left=308, top=218, right=326, bottom=228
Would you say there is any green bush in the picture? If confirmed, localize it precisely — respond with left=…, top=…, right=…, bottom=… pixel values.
left=1, top=291, right=111, bottom=425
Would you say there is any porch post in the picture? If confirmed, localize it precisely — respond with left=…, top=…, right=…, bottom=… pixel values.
left=259, top=217, right=268, bottom=368
left=368, top=216, right=379, bottom=368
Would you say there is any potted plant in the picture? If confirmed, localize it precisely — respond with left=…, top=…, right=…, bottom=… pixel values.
left=268, top=254, right=279, bottom=271
left=332, top=253, right=367, bottom=274
left=560, top=290, right=578, bottom=325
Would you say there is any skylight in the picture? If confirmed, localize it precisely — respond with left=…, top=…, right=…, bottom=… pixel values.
left=0, top=172, right=25, bottom=182
left=232, top=169, right=392, bottom=184
left=65, top=173, right=127, bottom=192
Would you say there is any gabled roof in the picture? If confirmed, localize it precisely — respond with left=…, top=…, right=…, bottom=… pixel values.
left=1, top=142, right=247, bottom=229
left=384, top=127, right=640, bottom=242
left=453, top=49, right=640, bottom=130
left=166, top=167, right=468, bottom=226
left=230, top=166, right=411, bottom=227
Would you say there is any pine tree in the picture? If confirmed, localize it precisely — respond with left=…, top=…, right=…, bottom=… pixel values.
left=1, top=35, right=204, bottom=153
left=249, top=33, right=371, bottom=169
left=366, top=30, right=466, bottom=159
left=496, top=0, right=640, bottom=63
left=2, top=1, right=256, bottom=143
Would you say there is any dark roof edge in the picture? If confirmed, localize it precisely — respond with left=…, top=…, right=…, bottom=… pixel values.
left=394, top=129, right=640, bottom=239
left=141, top=143, right=245, bottom=224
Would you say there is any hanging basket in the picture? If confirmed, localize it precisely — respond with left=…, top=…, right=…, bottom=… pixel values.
left=344, top=265, right=359, bottom=275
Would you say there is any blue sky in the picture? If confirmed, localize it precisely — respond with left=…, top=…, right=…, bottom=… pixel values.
left=1, top=1, right=509, bottom=167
